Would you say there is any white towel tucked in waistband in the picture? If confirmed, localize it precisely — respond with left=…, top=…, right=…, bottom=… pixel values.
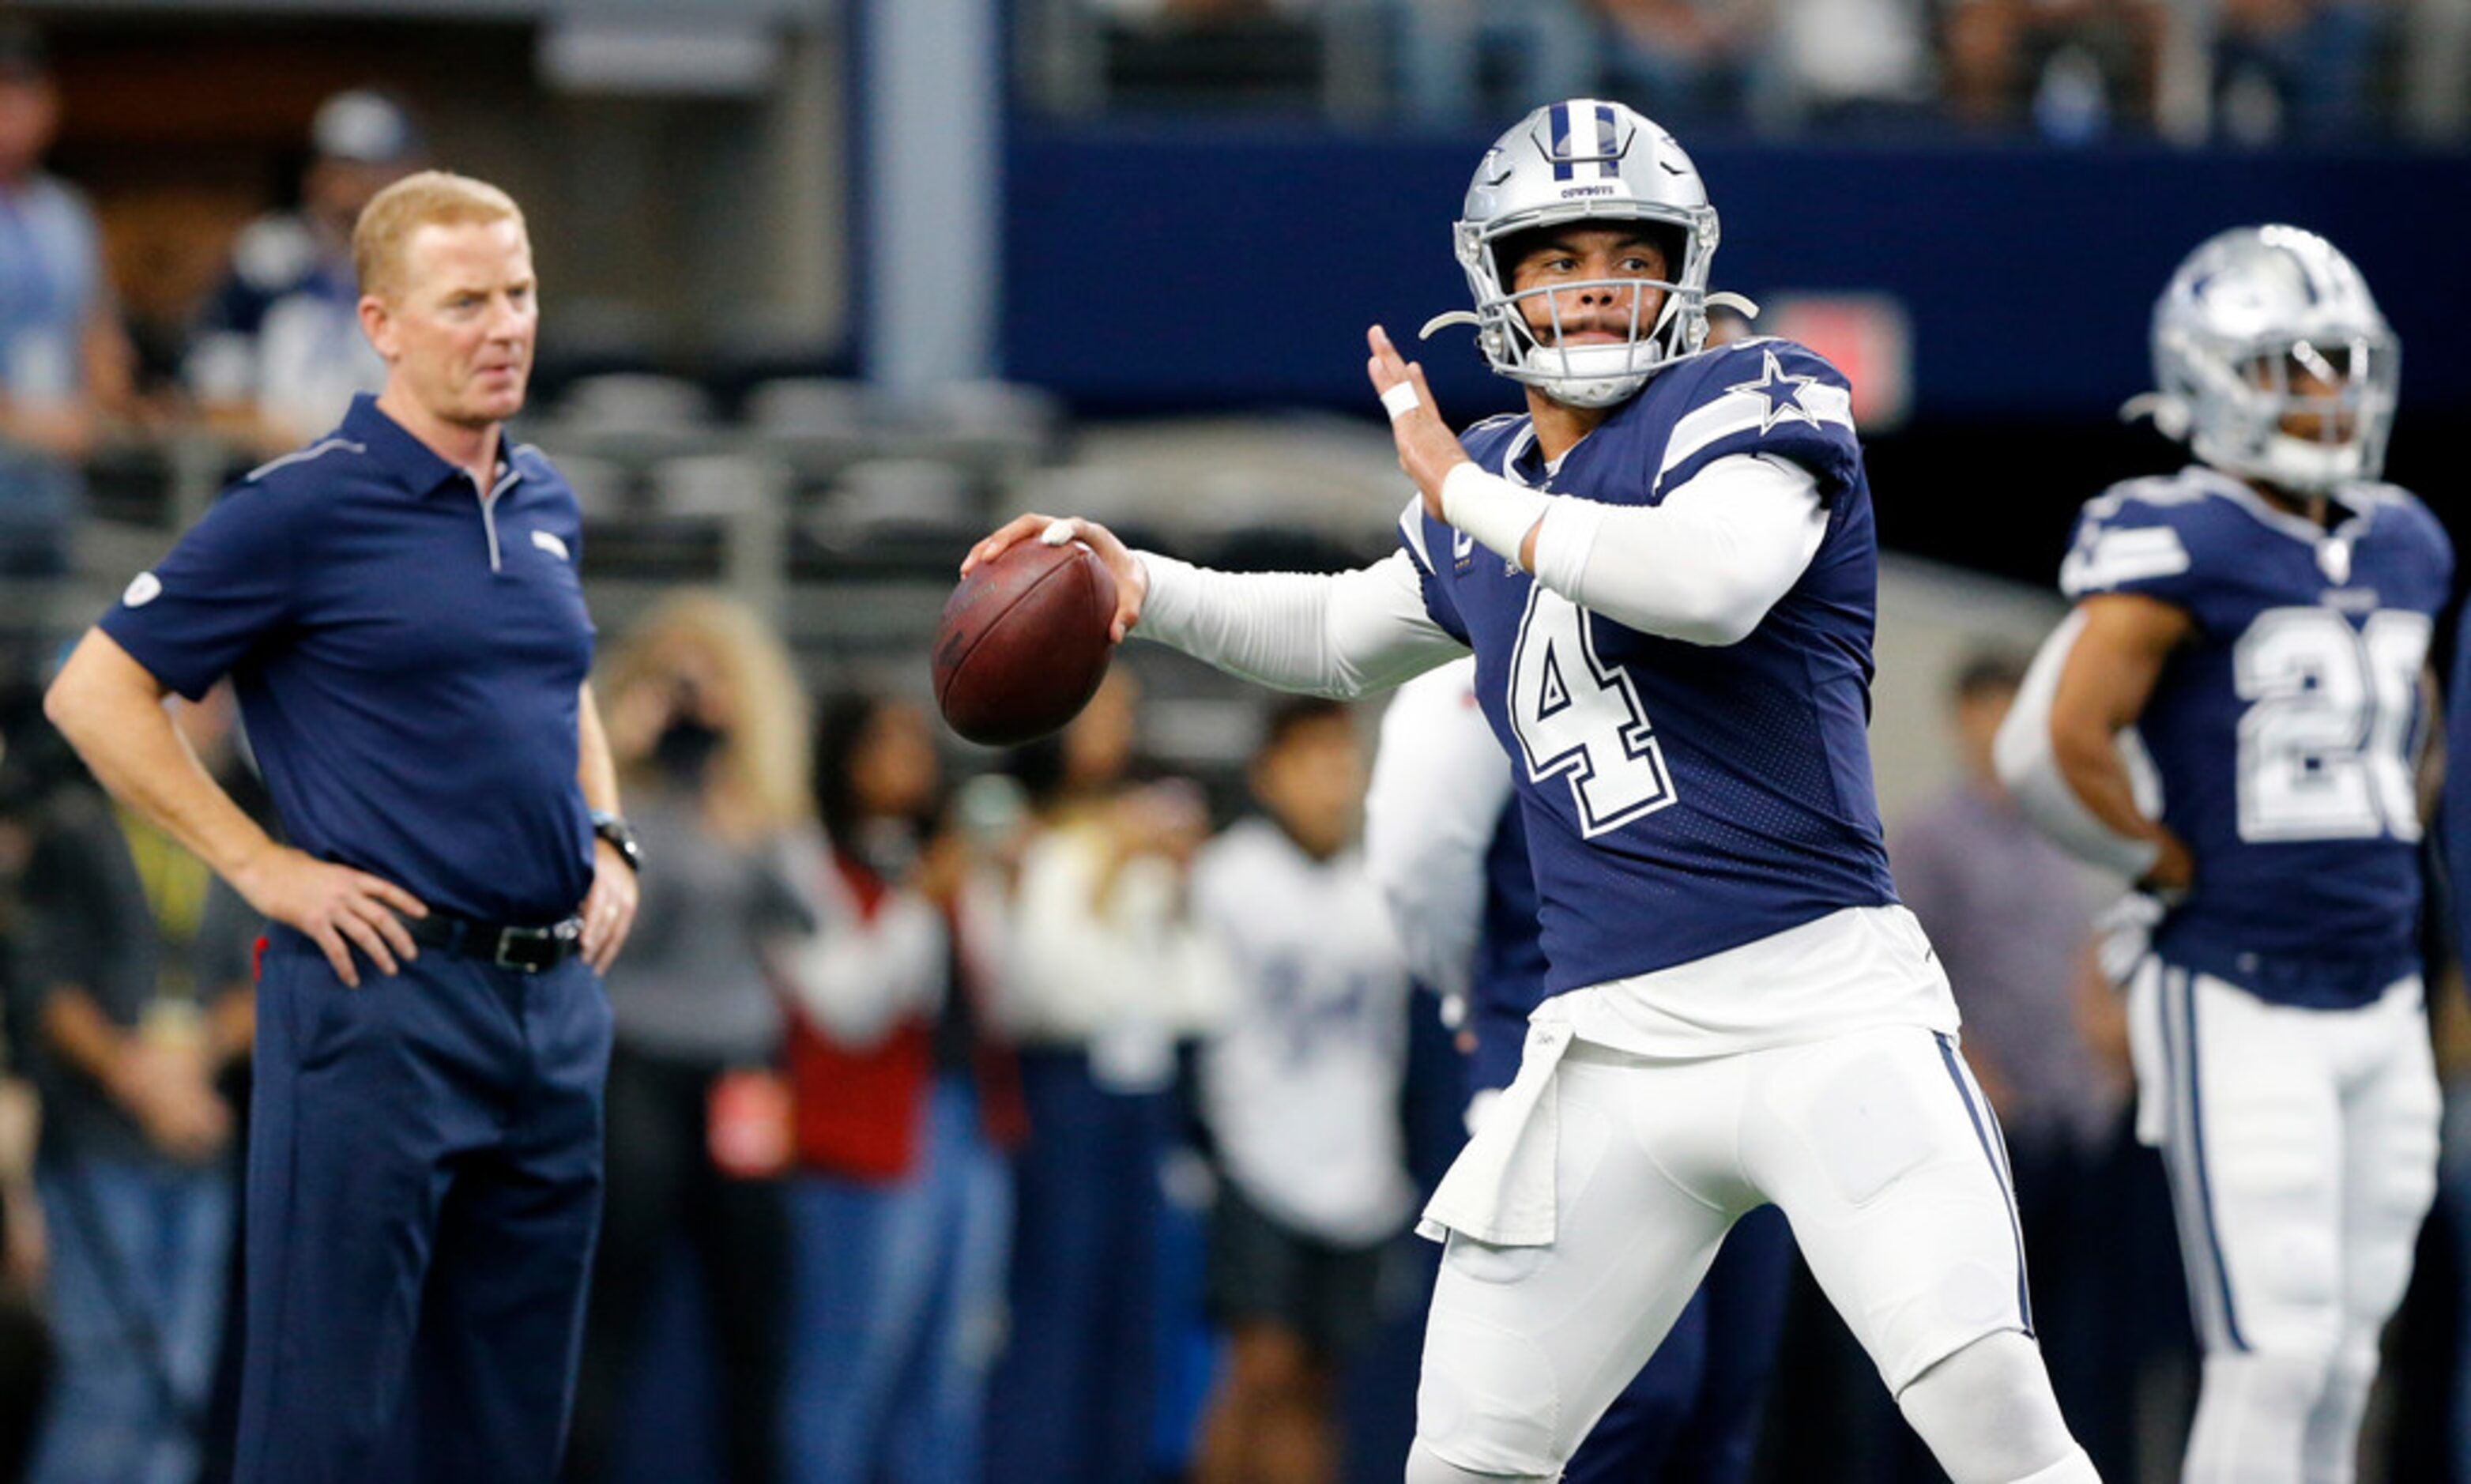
left=1417, top=1003, right=1576, bottom=1247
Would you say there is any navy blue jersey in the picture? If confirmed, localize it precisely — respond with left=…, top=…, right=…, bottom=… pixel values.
left=1467, top=797, right=1549, bottom=1093
left=2445, top=603, right=2471, bottom=970
left=1400, top=338, right=1899, bottom=993
left=2062, top=465, right=2451, bottom=1006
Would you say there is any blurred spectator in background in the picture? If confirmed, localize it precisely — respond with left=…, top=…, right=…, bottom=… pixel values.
left=1038, top=0, right=2471, bottom=133
left=773, top=693, right=1024, bottom=1484
left=11, top=687, right=258, bottom=1484
left=1189, top=698, right=1409, bottom=1484
left=0, top=1048, right=46, bottom=1482
left=0, top=21, right=132, bottom=577
left=566, top=593, right=811, bottom=1484
left=1944, top=0, right=2160, bottom=137
left=1761, top=0, right=1937, bottom=130
left=1389, top=0, right=1595, bottom=127
left=0, top=662, right=54, bottom=1478
left=185, top=89, right=427, bottom=458
left=985, top=669, right=1230, bottom=1484
left=2401, top=0, right=2471, bottom=138
left=2207, top=0, right=2380, bottom=142
left=1599, top=0, right=1768, bottom=126
left=1888, top=650, right=2134, bottom=1472
left=1089, top=0, right=1289, bottom=14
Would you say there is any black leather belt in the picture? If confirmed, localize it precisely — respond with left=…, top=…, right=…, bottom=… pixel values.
left=408, top=913, right=585, bottom=974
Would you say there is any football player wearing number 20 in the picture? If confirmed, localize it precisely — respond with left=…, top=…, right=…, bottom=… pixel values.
left=965, top=100, right=2096, bottom=1483
left=1998, top=228, right=2446, bottom=1484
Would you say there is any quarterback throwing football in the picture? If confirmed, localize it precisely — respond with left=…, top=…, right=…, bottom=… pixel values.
left=968, top=100, right=2096, bottom=1483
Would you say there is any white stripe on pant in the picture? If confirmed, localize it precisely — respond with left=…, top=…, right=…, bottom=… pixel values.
left=2126, top=959, right=2440, bottom=1484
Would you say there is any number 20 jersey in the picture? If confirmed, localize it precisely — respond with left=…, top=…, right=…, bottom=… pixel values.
left=2062, top=465, right=2453, bottom=1007
left=1400, top=337, right=1900, bottom=996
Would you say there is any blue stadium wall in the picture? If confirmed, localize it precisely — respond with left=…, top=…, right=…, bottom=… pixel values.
left=1004, top=126, right=2471, bottom=424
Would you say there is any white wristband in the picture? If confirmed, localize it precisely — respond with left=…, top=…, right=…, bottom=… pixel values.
left=1439, top=461, right=1551, bottom=571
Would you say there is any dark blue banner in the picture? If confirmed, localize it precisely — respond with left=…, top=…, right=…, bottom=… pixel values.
left=1004, top=124, right=2471, bottom=422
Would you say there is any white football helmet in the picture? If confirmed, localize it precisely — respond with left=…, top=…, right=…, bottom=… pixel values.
left=2138, top=225, right=2399, bottom=494
left=1424, top=99, right=1750, bottom=409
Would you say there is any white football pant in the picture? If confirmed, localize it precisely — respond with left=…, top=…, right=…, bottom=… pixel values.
left=1411, top=1025, right=2095, bottom=1482
left=2127, top=962, right=2439, bottom=1484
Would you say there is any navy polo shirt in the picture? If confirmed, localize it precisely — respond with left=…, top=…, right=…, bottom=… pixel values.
left=100, top=394, right=597, bottom=924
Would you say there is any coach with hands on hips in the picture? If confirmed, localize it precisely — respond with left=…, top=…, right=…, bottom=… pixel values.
left=43, top=170, right=638, bottom=1481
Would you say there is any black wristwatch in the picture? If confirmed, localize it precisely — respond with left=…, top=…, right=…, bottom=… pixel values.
left=589, top=810, right=642, bottom=876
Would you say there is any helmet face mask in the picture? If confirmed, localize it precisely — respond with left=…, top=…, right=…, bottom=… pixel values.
left=1494, top=273, right=1678, bottom=409
left=1452, top=100, right=1722, bottom=409
left=2148, top=226, right=2401, bottom=496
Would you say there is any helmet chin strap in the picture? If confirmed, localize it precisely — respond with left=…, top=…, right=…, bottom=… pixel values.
left=1539, top=375, right=1643, bottom=410
left=2185, top=427, right=2363, bottom=496
left=2259, top=433, right=2364, bottom=492
left=1505, top=382, right=1636, bottom=412
left=2119, top=392, right=2192, bottom=441
left=1420, top=302, right=1654, bottom=405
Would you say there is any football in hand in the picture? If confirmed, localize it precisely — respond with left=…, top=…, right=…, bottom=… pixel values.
left=933, top=533, right=1119, bottom=746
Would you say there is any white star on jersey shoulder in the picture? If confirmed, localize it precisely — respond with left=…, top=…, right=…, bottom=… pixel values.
left=123, top=571, right=163, bottom=607
left=1724, top=349, right=1824, bottom=435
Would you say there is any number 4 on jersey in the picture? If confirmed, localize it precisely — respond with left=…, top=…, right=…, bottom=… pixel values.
left=1508, top=587, right=1677, bottom=836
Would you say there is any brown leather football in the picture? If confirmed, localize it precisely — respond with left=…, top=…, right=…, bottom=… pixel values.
left=932, top=536, right=1118, bottom=746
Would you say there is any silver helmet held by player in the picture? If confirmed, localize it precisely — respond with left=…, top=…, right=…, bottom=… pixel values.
left=1426, top=100, right=1738, bottom=409
left=2140, top=225, right=2400, bottom=494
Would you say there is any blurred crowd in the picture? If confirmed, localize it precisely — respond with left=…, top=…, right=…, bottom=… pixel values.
left=0, top=22, right=432, bottom=581
left=9, top=559, right=2471, bottom=1482
left=1, top=0, right=2461, bottom=597
left=2, top=2, right=2462, bottom=601
left=1061, top=0, right=2471, bottom=142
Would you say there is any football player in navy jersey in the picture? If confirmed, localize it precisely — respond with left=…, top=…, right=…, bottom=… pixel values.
left=1997, top=225, right=2446, bottom=1484
left=1363, top=658, right=1795, bottom=1483
left=966, top=100, right=2095, bottom=1483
